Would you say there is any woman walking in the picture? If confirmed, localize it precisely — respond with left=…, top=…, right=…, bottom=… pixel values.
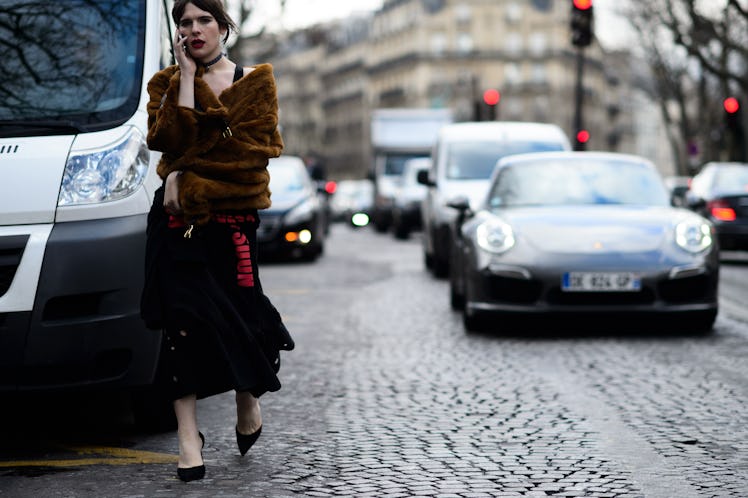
left=141, top=0, right=294, bottom=482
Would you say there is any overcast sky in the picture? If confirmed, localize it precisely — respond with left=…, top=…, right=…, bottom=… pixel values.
left=245, top=0, right=632, bottom=49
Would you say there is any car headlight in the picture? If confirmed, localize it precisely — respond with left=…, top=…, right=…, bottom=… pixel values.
left=58, top=127, right=149, bottom=206
left=675, top=219, right=713, bottom=253
left=285, top=199, right=315, bottom=225
left=476, top=218, right=515, bottom=254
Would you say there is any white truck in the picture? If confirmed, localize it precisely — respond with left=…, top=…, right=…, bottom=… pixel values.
left=369, top=108, right=453, bottom=232
left=0, top=0, right=176, bottom=428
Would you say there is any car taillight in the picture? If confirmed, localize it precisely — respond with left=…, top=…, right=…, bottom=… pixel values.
left=708, top=200, right=737, bottom=221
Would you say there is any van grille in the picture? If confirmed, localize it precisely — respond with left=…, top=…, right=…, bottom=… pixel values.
left=0, top=235, right=29, bottom=297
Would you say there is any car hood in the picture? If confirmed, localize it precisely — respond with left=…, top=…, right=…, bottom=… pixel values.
left=501, top=206, right=685, bottom=254
left=266, top=190, right=308, bottom=213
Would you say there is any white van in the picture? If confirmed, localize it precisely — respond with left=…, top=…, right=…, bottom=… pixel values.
left=419, top=122, right=572, bottom=277
left=0, top=0, right=176, bottom=426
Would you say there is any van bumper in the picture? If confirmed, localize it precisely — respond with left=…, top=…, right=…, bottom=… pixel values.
left=0, top=215, right=161, bottom=391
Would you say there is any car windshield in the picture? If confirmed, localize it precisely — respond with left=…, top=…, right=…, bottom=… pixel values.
left=270, top=161, right=309, bottom=194
left=0, top=0, right=146, bottom=136
left=713, top=165, right=748, bottom=194
left=487, top=158, right=671, bottom=208
left=446, top=141, right=566, bottom=180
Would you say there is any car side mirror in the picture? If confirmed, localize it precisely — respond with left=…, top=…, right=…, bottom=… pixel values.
left=448, top=196, right=471, bottom=212
left=448, top=195, right=473, bottom=225
left=417, top=169, right=435, bottom=187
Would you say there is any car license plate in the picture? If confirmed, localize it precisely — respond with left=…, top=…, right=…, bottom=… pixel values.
left=562, top=272, right=641, bottom=292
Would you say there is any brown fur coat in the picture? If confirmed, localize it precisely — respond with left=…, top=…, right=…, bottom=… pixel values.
left=146, top=63, right=283, bottom=226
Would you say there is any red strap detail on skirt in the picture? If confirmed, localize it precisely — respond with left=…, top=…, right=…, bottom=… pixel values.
left=230, top=226, right=255, bottom=287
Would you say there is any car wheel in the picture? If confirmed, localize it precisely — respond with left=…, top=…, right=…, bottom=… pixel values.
left=463, top=307, right=486, bottom=332
left=393, top=221, right=410, bottom=240
left=449, top=251, right=464, bottom=310
left=433, top=251, right=449, bottom=279
left=424, top=250, right=434, bottom=270
left=450, top=282, right=464, bottom=311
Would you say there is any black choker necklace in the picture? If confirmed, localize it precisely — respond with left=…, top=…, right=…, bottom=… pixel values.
left=202, top=52, right=223, bottom=71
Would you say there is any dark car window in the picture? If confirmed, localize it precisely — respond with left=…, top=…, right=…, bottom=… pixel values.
left=0, top=0, right=146, bottom=136
left=712, top=165, right=748, bottom=195
left=446, top=141, right=566, bottom=180
left=488, top=159, right=670, bottom=208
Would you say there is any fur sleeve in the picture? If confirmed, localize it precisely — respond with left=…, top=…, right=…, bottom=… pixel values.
left=146, top=67, right=201, bottom=157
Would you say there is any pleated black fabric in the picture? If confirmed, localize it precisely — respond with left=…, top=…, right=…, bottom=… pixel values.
left=141, top=186, right=294, bottom=400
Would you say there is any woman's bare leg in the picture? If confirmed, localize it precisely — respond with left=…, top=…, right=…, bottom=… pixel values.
left=235, top=391, right=262, bottom=435
left=174, top=394, right=203, bottom=468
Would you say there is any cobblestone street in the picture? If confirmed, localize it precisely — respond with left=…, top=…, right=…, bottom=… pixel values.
left=1, top=224, right=747, bottom=497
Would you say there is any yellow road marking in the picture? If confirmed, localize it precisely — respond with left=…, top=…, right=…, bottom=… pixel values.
left=0, top=446, right=178, bottom=468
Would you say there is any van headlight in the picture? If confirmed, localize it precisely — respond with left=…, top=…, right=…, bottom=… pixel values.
left=58, top=127, right=149, bottom=206
left=675, top=219, right=713, bottom=253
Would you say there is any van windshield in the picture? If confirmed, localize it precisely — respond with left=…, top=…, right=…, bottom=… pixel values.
left=0, top=0, right=146, bottom=136
left=446, top=141, right=566, bottom=180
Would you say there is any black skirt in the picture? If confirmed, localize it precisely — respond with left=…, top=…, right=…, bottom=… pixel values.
left=141, top=186, right=294, bottom=400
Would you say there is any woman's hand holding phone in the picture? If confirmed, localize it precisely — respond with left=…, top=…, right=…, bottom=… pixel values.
left=174, top=31, right=196, bottom=74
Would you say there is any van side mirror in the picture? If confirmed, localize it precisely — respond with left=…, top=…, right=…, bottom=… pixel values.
left=417, top=169, right=435, bottom=187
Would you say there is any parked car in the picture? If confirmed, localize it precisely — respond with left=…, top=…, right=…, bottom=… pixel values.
left=419, top=121, right=571, bottom=277
left=258, top=156, right=327, bottom=261
left=391, top=157, right=431, bottom=239
left=685, top=162, right=748, bottom=250
left=330, top=179, right=374, bottom=228
left=664, top=175, right=692, bottom=207
left=450, top=152, right=719, bottom=333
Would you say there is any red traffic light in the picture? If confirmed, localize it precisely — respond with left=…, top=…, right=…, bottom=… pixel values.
left=483, top=89, right=501, bottom=106
left=724, top=97, right=740, bottom=114
left=573, top=0, right=593, bottom=9
left=576, top=129, right=590, bottom=144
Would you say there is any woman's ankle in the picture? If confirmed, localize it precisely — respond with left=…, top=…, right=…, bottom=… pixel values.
left=236, top=392, right=262, bottom=434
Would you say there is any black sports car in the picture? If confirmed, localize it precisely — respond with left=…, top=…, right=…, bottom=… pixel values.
left=449, top=152, right=719, bottom=333
left=685, top=161, right=748, bottom=250
left=258, top=156, right=326, bottom=261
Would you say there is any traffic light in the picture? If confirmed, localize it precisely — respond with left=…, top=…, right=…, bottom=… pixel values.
left=724, top=97, right=741, bottom=131
left=570, top=0, right=594, bottom=47
left=483, top=89, right=500, bottom=121
left=474, top=89, right=500, bottom=121
left=723, top=96, right=745, bottom=161
left=575, top=129, right=590, bottom=150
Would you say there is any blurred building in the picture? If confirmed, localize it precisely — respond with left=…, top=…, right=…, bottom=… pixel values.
left=242, top=0, right=643, bottom=179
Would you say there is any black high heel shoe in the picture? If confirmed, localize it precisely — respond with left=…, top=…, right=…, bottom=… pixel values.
left=236, top=425, right=262, bottom=456
left=177, top=431, right=205, bottom=482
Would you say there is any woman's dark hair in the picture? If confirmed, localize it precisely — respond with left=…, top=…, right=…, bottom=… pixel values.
left=172, top=0, right=238, bottom=44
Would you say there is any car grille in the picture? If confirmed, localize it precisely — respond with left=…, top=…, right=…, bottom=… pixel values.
left=257, top=214, right=282, bottom=242
left=484, top=275, right=542, bottom=304
left=0, top=235, right=29, bottom=298
left=546, top=286, right=656, bottom=305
